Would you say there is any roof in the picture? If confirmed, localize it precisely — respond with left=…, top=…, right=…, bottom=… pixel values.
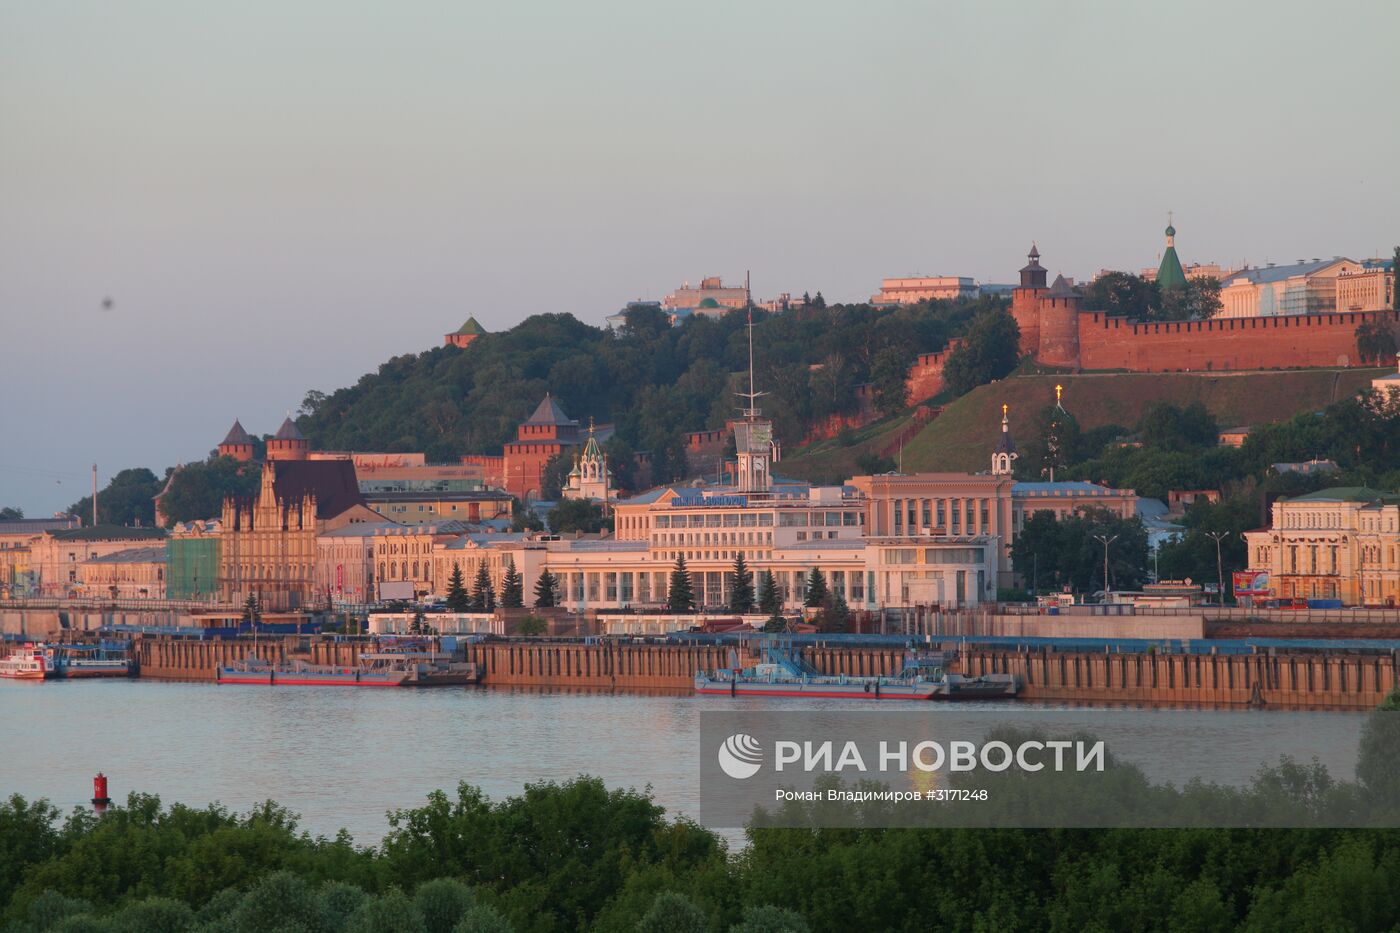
left=1013, top=481, right=1126, bottom=497
left=1224, top=258, right=1350, bottom=286
left=0, top=518, right=80, bottom=535
left=318, top=520, right=403, bottom=538
left=363, top=490, right=513, bottom=503
left=443, top=532, right=531, bottom=549
left=1136, top=497, right=1170, bottom=519
left=1157, top=245, right=1186, bottom=292
left=86, top=546, right=167, bottom=564
left=273, top=417, right=304, bottom=441
left=50, top=526, right=168, bottom=542
left=1045, top=275, right=1078, bottom=300
left=525, top=394, right=576, bottom=427
left=255, top=460, right=366, bottom=519
left=220, top=419, right=254, bottom=447
left=1288, top=487, right=1400, bottom=504
left=372, top=520, right=471, bottom=536
left=451, top=316, right=486, bottom=336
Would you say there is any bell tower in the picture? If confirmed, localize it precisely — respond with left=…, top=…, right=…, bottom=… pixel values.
left=991, top=405, right=1018, bottom=476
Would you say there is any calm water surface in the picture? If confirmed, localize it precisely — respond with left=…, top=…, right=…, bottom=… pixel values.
left=0, top=680, right=1370, bottom=845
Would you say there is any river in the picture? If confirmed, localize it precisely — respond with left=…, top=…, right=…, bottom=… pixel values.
left=0, top=680, right=1374, bottom=844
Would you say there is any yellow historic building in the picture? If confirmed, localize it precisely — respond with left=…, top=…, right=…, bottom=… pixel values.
left=220, top=459, right=378, bottom=610
left=1244, top=487, right=1400, bottom=607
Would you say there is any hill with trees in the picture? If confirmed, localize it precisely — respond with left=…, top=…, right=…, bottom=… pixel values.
left=292, top=298, right=1007, bottom=486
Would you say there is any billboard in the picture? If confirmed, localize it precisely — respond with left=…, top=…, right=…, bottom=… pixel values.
left=1232, top=570, right=1271, bottom=596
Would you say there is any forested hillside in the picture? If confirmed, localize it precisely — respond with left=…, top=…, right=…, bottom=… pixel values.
left=295, top=298, right=1006, bottom=483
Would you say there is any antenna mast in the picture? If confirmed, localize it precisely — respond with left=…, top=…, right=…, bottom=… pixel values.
left=738, top=271, right=766, bottom=419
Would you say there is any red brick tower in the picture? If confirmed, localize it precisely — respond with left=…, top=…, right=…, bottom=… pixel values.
left=1011, top=244, right=1048, bottom=358
left=217, top=419, right=255, bottom=462
left=1039, top=274, right=1083, bottom=368
left=266, top=417, right=310, bottom=461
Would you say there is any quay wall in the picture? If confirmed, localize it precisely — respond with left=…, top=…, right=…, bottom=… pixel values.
left=131, top=637, right=1400, bottom=708
left=961, top=648, right=1399, bottom=709
left=136, top=638, right=363, bottom=680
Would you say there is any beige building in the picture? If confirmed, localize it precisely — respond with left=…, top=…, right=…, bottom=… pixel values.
left=364, top=490, right=513, bottom=525
left=220, top=460, right=379, bottom=610
left=79, top=546, right=168, bottom=599
left=1219, top=258, right=1360, bottom=318
left=28, top=526, right=168, bottom=597
left=662, top=276, right=749, bottom=315
left=1244, top=487, right=1400, bottom=607
left=871, top=276, right=977, bottom=307
left=372, top=521, right=471, bottom=600
left=314, top=520, right=400, bottom=605
left=1336, top=260, right=1396, bottom=313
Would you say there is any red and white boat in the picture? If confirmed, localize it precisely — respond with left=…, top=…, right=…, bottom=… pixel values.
left=0, top=645, right=55, bottom=680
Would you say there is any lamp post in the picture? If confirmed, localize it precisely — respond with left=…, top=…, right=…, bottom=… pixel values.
left=1205, top=531, right=1231, bottom=606
left=1092, top=534, right=1118, bottom=603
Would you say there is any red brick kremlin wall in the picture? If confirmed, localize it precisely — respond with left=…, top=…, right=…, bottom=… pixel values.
left=1073, top=309, right=1398, bottom=372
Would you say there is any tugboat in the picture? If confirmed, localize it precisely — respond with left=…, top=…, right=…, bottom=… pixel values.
left=694, top=644, right=1018, bottom=701
left=0, top=644, right=56, bottom=681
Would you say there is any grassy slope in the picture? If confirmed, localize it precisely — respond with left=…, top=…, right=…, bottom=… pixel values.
left=781, top=368, right=1385, bottom=481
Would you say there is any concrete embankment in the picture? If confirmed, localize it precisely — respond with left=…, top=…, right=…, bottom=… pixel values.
left=961, top=647, right=1398, bottom=709
left=129, top=636, right=1396, bottom=708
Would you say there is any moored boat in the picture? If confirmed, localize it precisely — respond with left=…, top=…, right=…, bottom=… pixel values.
left=216, top=657, right=409, bottom=687
left=54, top=642, right=134, bottom=678
left=0, top=645, right=56, bottom=681
left=694, top=645, right=1019, bottom=701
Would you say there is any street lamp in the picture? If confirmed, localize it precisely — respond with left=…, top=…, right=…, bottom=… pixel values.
left=1092, top=534, right=1118, bottom=603
left=1205, top=531, right=1231, bottom=606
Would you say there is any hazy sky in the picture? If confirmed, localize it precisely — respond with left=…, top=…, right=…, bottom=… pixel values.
left=3, top=1, right=1397, bottom=515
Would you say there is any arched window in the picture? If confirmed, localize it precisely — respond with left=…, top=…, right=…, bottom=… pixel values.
left=412, top=561, right=419, bottom=578
left=378, top=562, right=385, bottom=579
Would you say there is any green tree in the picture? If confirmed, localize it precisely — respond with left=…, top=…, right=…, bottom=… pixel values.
left=667, top=556, right=695, bottom=611
left=1010, top=508, right=1149, bottom=594
left=471, top=564, right=494, bottom=612
left=157, top=457, right=261, bottom=526
left=870, top=346, right=913, bottom=415
left=548, top=498, right=609, bottom=535
left=0, top=507, right=23, bottom=520
left=67, top=467, right=163, bottom=527
left=728, top=553, right=754, bottom=613
left=1138, top=401, right=1219, bottom=450
left=757, top=570, right=781, bottom=616
left=1357, top=320, right=1398, bottom=366
left=636, top=891, right=707, bottom=933
left=941, top=309, right=1021, bottom=397
left=510, top=499, right=543, bottom=532
left=1084, top=271, right=1159, bottom=319
left=445, top=565, right=470, bottom=612
left=815, top=589, right=849, bottom=633
left=533, top=569, right=558, bottom=608
left=499, top=558, right=524, bottom=608
left=803, top=568, right=828, bottom=608
left=1017, top=404, right=1081, bottom=481
left=540, top=452, right=574, bottom=501
left=240, top=594, right=261, bottom=626
left=515, top=615, right=547, bottom=636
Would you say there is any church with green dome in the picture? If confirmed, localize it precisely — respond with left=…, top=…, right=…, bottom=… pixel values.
left=1157, top=217, right=1187, bottom=291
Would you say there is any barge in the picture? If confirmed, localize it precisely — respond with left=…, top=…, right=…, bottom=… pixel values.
left=695, top=646, right=1018, bottom=701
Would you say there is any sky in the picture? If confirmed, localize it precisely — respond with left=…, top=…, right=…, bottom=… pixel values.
left=2, top=0, right=1397, bottom=515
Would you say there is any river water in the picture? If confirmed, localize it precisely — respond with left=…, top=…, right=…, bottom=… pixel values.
left=0, top=680, right=1374, bottom=845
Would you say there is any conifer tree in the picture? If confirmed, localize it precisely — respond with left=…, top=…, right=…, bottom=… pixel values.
left=471, top=563, right=494, bottom=612
left=500, top=557, right=524, bottom=608
left=728, top=553, right=754, bottom=613
left=241, top=593, right=261, bottom=625
left=668, top=555, right=695, bottom=611
left=444, top=564, right=469, bottom=612
left=534, top=569, right=558, bottom=608
left=757, top=570, right=781, bottom=616
left=803, top=568, right=828, bottom=608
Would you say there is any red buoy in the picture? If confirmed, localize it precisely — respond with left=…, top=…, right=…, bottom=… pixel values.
left=92, top=773, right=111, bottom=810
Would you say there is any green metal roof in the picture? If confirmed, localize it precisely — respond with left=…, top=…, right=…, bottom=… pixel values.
left=1290, top=487, right=1400, bottom=503
left=453, top=317, right=486, bottom=336
left=1157, top=245, right=1186, bottom=291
